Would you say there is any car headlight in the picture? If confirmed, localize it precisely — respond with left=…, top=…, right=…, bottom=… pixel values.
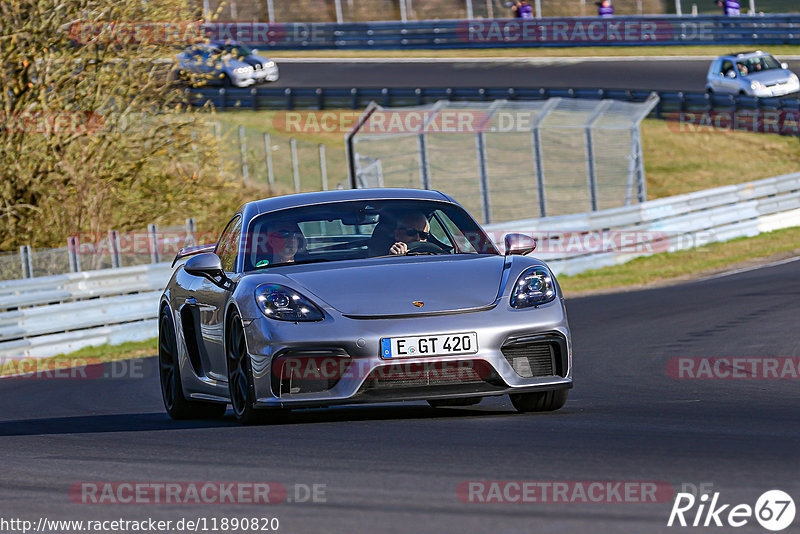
left=255, top=284, right=324, bottom=322
left=264, top=61, right=275, bottom=68
left=789, top=73, right=799, bottom=84
left=750, top=81, right=764, bottom=91
left=509, top=267, right=556, bottom=309
left=233, top=66, right=253, bottom=75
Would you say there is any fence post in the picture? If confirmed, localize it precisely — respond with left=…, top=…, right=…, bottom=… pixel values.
left=465, top=0, right=474, bottom=19
left=675, top=0, right=682, bottom=16
left=67, top=236, right=81, bottom=273
left=148, top=224, right=161, bottom=264
left=264, top=133, right=275, bottom=187
left=475, top=131, right=491, bottom=224
left=267, top=0, right=275, bottom=22
left=334, top=0, right=344, bottom=23
left=185, top=218, right=197, bottom=247
left=417, top=133, right=430, bottom=189
left=109, top=230, right=122, bottom=268
left=291, top=138, right=301, bottom=192
left=319, top=144, right=329, bottom=190
left=215, top=121, right=223, bottom=177
left=399, top=0, right=408, bottom=22
left=20, top=245, right=33, bottom=278
left=535, top=0, right=542, bottom=18
left=239, top=126, right=248, bottom=184
left=584, top=100, right=613, bottom=212
left=486, top=0, right=494, bottom=18
left=530, top=98, right=560, bottom=218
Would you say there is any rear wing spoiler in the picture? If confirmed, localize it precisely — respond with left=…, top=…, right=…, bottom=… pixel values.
left=172, top=243, right=216, bottom=267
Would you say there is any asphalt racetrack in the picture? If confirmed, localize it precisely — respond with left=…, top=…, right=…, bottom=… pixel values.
left=2, top=258, right=798, bottom=533
left=267, top=57, right=800, bottom=93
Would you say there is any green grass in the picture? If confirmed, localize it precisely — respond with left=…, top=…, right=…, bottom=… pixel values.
left=0, top=338, right=157, bottom=377
left=267, top=45, right=800, bottom=59
left=559, top=226, right=800, bottom=294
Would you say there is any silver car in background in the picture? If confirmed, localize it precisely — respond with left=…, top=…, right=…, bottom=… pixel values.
left=706, top=51, right=799, bottom=97
left=159, top=189, right=572, bottom=424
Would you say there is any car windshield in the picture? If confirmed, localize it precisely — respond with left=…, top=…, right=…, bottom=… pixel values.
left=242, top=199, right=499, bottom=271
left=224, top=44, right=254, bottom=57
left=736, top=55, right=782, bottom=75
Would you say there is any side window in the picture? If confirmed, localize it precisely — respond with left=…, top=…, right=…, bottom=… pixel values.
left=216, top=216, right=242, bottom=273
left=721, top=60, right=734, bottom=76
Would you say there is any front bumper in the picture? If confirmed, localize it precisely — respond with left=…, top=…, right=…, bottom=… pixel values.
left=253, top=67, right=279, bottom=83
left=752, top=80, right=800, bottom=97
left=241, top=299, right=572, bottom=408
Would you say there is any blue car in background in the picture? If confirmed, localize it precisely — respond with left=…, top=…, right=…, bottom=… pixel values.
left=706, top=51, right=799, bottom=97
left=173, top=41, right=279, bottom=88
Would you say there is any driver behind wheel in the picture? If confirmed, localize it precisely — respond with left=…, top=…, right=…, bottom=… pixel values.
left=389, top=211, right=430, bottom=256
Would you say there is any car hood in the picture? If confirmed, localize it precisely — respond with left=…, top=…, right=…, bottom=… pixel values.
left=242, top=54, right=272, bottom=66
left=282, top=255, right=508, bottom=317
left=746, top=70, right=794, bottom=84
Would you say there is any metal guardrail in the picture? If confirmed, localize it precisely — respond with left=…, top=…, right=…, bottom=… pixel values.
left=205, top=16, right=800, bottom=50
left=2, top=171, right=799, bottom=359
left=189, top=85, right=800, bottom=123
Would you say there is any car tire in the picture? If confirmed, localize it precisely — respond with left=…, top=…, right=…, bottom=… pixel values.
left=222, top=74, right=233, bottom=88
left=226, top=312, right=287, bottom=425
left=706, top=87, right=714, bottom=94
left=159, top=307, right=227, bottom=420
left=509, top=389, right=568, bottom=413
left=428, top=397, right=482, bottom=408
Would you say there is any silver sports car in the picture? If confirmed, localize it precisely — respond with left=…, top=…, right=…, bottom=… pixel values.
left=159, top=188, right=572, bottom=424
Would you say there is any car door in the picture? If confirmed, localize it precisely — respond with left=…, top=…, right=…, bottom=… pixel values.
left=195, top=215, right=242, bottom=380
left=716, top=60, right=739, bottom=94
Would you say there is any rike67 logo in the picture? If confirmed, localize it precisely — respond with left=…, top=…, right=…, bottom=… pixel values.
left=668, top=488, right=795, bottom=531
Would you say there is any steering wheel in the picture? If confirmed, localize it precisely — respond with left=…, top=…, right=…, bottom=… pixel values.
left=406, top=241, right=446, bottom=254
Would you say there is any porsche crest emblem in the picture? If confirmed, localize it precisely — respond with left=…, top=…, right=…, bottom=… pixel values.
left=412, top=301, right=424, bottom=308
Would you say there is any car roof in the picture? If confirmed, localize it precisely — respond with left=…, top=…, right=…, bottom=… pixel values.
left=718, top=50, right=770, bottom=60
left=244, top=188, right=456, bottom=216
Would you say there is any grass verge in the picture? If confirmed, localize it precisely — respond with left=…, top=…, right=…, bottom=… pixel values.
left=559, top=226, right=800, bottom=295
left=0, top=338, right=157, bottom=377
left=267, top=45, right=800, bottom=59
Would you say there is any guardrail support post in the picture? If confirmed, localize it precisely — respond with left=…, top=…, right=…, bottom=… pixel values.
left=148, top=224, right=161, bottom=264
left=291, top=138, right=301, bottom=192
left=264, top=133, right=275, bottom=187
left=319, top=144, right=329, bottom=190
left=109, top=230, right=122, bottom=269
left=239, top=126, right=248, bottom=184
left=67, top=236, right=81, bottom=273
left=20, top=245, right=33, bottom=278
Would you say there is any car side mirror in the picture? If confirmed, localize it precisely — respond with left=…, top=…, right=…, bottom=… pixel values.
left=727, top=70, right=737, bottom=78
left=184, top=252, right=227, bottom=285
left=504, top=233, right=537, bottom=256
left=781, top=62, right=789, bottom=70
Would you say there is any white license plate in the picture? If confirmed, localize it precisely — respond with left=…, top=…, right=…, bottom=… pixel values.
left=380, top=332, right=478, bottom=359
